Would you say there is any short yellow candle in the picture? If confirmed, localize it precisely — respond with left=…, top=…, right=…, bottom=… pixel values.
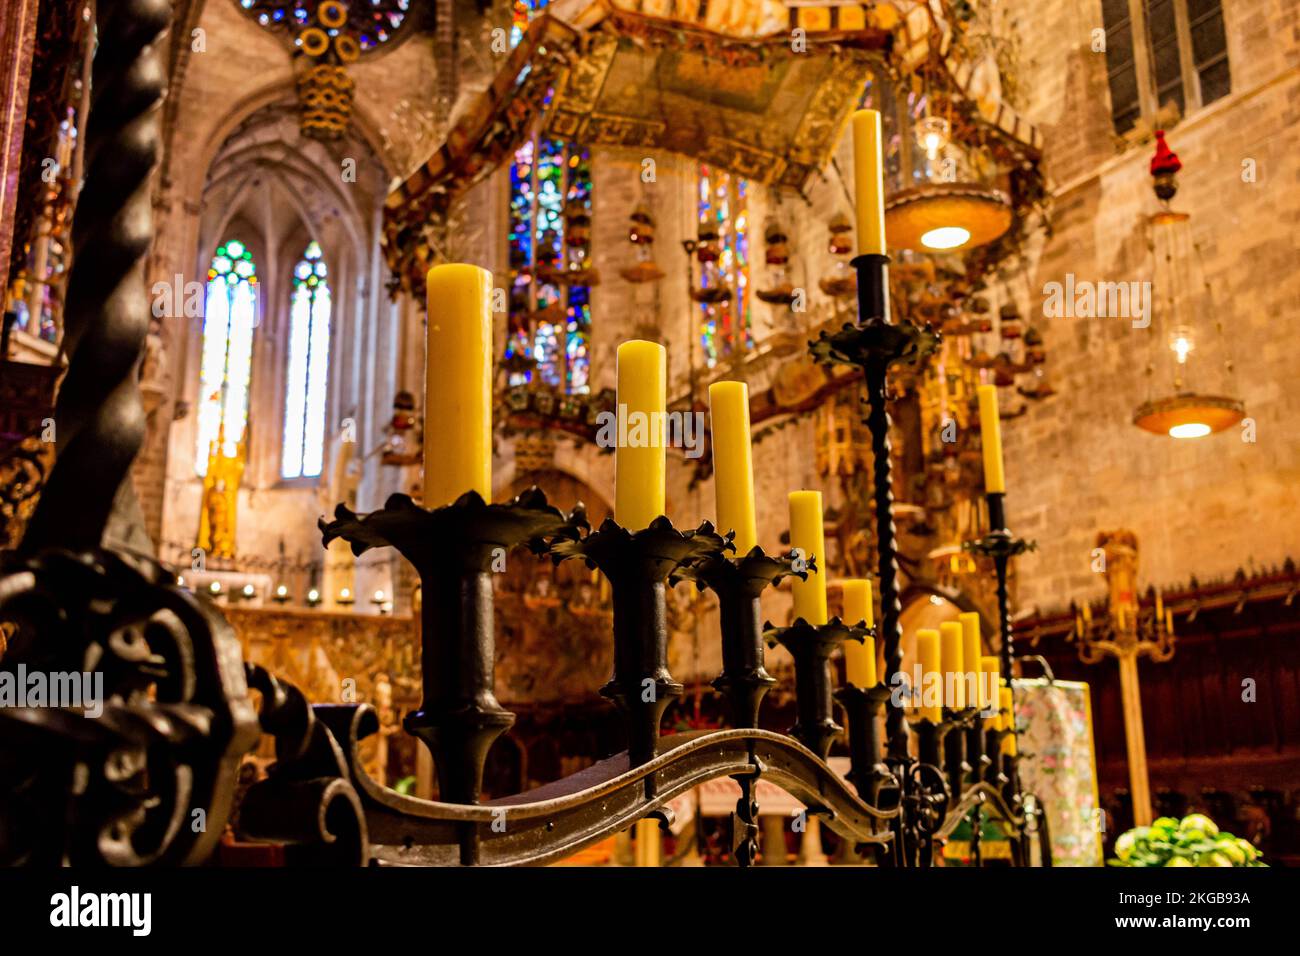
left=424, top=264, right=493, bottom=509
left=1000, top=685, right=1018, bottom=755
left=981, top=656, right=1001, bottom=715
left=851, top=109, right=887, bottom=256
left=615, top=340, right=666, bottom=530
left=915, top=628, right=941, bottom=722
left=939, top=621, right=966, bottom=710
left=708, top=381, right=758, bottom=555
left=842, top=579, right=876, bottom=687
left=788, top=490, right=827, bottom=625
left=977, top=383, right=1006, bottom=494
left=959, top=611, right=983, bottom=707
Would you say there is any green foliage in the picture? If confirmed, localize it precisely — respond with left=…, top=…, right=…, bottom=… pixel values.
left=1108, top=814, right=1266, bottom=867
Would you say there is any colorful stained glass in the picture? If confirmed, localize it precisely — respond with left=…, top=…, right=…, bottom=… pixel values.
left=238, top=0, right=412, bottom=52
left=510, top=0, right=552, bottom=47
left=697, top=164, right=752, bottom=368
left=196, top=240, right=259, bottom=476
left=504, top=134, right=592, bottom=393
left=282, top=240, right=331, bottom=479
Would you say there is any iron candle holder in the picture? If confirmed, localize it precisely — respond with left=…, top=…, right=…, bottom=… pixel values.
left=550, top=514, right=729, bottom=796
left=808, top=252, right=940, bottom=866
left=902, top=715, right=951, bottom=867
left=942, top=706, right=977, bottom=806
left=834, top=679, right=897, bottom=807
left=678, top=546, right=811, bottom=729
left=319, top=489, right=567, bottom=820
left=966, top=491, right=1034, bottom=808
left=763, top=617, right=871, bottom=761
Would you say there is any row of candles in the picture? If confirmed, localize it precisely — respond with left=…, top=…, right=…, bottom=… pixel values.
left=418, top=109, right=1017, bottom=746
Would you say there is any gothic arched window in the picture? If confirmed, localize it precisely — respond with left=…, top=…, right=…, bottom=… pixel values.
left=505, top=136, right=592, bottom=394
left=281, top=240, right=332, bottom=479
left=196, top=240, right=258, bottom=476
left=697, top=164, right=752, bottom=368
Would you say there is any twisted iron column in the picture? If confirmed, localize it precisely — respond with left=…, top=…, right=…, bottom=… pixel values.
left=21, top=0, right=172, bottom=553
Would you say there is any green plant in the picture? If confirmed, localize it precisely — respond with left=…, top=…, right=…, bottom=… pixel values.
left=1108, top=813, right=1266, bottom=867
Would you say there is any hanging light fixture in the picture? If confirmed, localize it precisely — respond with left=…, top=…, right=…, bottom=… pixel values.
left=879, top=79, right=1012, bottom=253
left=1133, top=132, right=1245, bottom=439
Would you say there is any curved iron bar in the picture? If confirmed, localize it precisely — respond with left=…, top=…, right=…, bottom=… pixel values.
left=22, top=0, right=172, bottom=553
left=315, top=707, right=897, bottom=867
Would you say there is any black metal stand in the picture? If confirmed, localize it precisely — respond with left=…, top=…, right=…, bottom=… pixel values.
left=834, top=682, right=896, bottom=807
left=320, top=488, right=568, bottom=862
left=551, top=515, right=729, bottom=793
left=966, top=490, right=1035, bottom=864
left=943, top=707, right=975, bottom=803
left=763, top=618, right=870, bottom=760
left=809, top=253, right=941, bottom=865
left=683, top=547, right=809, bottom=728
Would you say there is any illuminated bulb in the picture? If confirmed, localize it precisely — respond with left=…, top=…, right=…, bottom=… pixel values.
left=1169, top=328, right=1195, bottom=364
left=307, top=588, right=321, bottom=604
left=340, top=588, right=351, bottom=599
left=209, top=581, right=222, bottom=594
left=242, top=584, right=255, bottom=598
left=916, top=116, right=951, bottom=160
left=276, top=584, right=288, bottom=598
left=373, top=589, right=386, bottom=602
left=1169, top=422, right=1211, bottom=439
left=920, top=226, right=971, bottom=250
left=176, top=575, right=185, bottom=587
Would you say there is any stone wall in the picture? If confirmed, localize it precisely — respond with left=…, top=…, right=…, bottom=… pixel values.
left=1000, top=0, right=1300, bottom=611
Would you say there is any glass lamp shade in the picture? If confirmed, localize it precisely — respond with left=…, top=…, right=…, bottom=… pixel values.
left=884, top=183, right=1012, bottom=252
left=1133, top=393, right=1245, bottom=438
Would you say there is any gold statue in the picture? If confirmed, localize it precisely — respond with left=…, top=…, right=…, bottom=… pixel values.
left=198, top=423, right=246, bottom=559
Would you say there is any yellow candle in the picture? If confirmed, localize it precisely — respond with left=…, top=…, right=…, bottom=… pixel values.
left=976, top=383, right=1006, bottom=494
left=851, top=109, right=887, bottom=256
left=915, top=628, right=941, bottom=722
left=615, top=340, right=666, bottom=530
left=980, top=656, right=1001, bottom=715
left=842, top=579, right=875, bottom=687
left=959, top=611, right=982, bottom=708
left=939, top=621, right=966, bottom=710
left=841, top=579, right=873, bottom=627
left=1000, top=685, right=1018, bottom=754
left=708, top=381, right=758, bottom=554
left=424, top=264, right=493, bottom=508
left=788, top=490, right=827, bottom=625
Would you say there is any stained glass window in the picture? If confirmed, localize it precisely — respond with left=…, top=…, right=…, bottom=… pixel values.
left=237, top=0, right=412, bottom=52
left=281, top=241, right=332, bottom=479
left=697, top=164, right=752, bottom=368
left=505, top=135, right=592, bottom=394
left=510, top=0, right=551, bottom=48
left=196, top=240, right=258, bottom=476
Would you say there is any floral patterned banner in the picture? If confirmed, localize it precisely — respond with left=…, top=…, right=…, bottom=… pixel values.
left=1013, top=678, right=1104, bottom=867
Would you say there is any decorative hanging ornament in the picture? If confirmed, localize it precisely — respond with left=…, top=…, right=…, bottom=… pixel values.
left=620, top=202, right=664, bottom=283
left=1149, top=130, right=1182, bottom=203
left=756, top=219, right=795, bottom=305
left=690, top=218, right=731, bottom=304
left=1133, top=131, right=1244, bottom=438
left=818, top=214, right=857, bottom=298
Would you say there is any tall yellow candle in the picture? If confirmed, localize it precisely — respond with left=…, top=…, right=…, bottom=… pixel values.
left=980, top=656, right=1001, bottom=715
left=915, top=629, right=941, bottom=722
left=1000, top=685, right=1018, bottom=755
left=842, top=579, right=876, bottom=687
left=976, top=383, right=1006, bottom=494
left=851, top=109, right=887, bottom=256
left=708, top=381, right=758, bottom=554
left=939, top=621, right=966, bottom=710
left=788, top=490, right=827, bottom=625
left=959, top=611, right=983, bottom=708
left=424, top=264, right=493, bottom=508
left=615, top=340, right=666, bottom=530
